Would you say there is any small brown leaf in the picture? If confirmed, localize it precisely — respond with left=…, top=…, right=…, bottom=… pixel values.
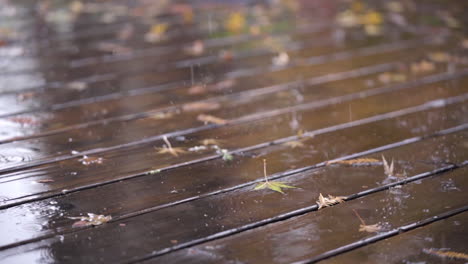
left=326, top=158, right=382, bottom=166
left=200, top=139, right=223, bottom=146
left=183, top=102, right=220, bottom=112
left=197, top=114, right=228, bottom=125
left=282, top=141, right=305, bottom=149
left=359, top=223, right=382, bottom=233
left=411, top=60, right=435, bottom=74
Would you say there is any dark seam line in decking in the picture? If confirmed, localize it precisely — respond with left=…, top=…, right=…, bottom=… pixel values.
left=0, top=34, right=429, bottom=97
left=294, top=205, right=468, bottom=264
left=1, top=125, right=466, bottom=252
left=0, top=62, right=395, bottom=143
left=0, top=67, right=465, bottom=178
left=126, top=161, right=468, bottom=263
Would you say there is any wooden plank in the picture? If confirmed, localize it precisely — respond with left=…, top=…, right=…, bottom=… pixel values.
left=1, top=131, right=467, bottom=263
left=320, top=212, right=468, bottom=264
left=0, top=67, right=466, bottom=172
left=0, top=111, right=466, bottom=248
left=142, top=168, right=468, bottom=264
left=0, top=75, right=467, bottom=207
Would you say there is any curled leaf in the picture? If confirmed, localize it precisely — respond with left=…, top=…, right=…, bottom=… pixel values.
left=69, top=213, right=112, bottom=227
left=382, top=155, right=394, bottom=176
left=316, top=193, right=346, bottom=209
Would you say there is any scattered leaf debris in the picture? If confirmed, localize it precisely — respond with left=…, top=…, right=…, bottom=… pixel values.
left=254, top=159, right=296, bottom=194
left=326, top=158, right=382, bottom=166
left=69, top=213, right=112, bottom=227
left=316, top=193, right=346, bottom=209
left=197, top=114, right=228, bottom=125
left=423, top=248, right=468, bottom=260
left=156, top=136, right=187, bottom=157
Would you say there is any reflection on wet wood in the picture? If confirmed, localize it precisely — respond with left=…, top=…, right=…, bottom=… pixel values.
left=0, top=0, right=467, bottom=263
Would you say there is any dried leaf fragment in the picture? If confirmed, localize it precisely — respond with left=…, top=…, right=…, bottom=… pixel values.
left=185, top=40, right=204, bottom=56
left=423, top=248, right=468, bottom=260
left=197, top=114, right=228, bottom=125
left=200, top=139, right=223, bottom=146
left=382, top=155, right=394, bottom=176
left=411, top=60, right=435, bottom=74
left=156, top=136, right=186, bottom=157
left=316, top=193, right=346, bottom=209
left=282, top=140, right=305, bottom=149
left=69, top=213, right=112, bottom=227
left=272, top=52, right=289, bottom=67
left=326, top=158, right=382, bottom=166
left=183, top=102, right=220, bottom=112
left=359, top=223, right=382, bottom=233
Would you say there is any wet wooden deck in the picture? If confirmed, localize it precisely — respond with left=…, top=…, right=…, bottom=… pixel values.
left=0, top=0, right=468, bottom=263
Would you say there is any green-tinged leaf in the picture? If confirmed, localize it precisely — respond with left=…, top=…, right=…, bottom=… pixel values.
left=254, top=182, right=268, bottom=190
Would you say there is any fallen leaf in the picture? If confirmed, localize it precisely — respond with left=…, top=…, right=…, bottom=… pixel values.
left=219, top=50, right=234, bottom=61
left=282, top=140, right=305, bottom=148
left=428, top=52, right=451, bottom=63
left=272, top=52, right=289, bottom=67
left=149, top=111, right=174, bottom=120
left=17, top=92, right=36, bottom=101
left=360, top=10, right=383, bottom=25
left=156, top=136, right=186, bottom=157
left=423, top=248, right=468, bottom=260
left=197, top=114, right=228, bottom=125
left=8, top=116, right=39, bottom=126
left=336, top=10, right=360, bottom=28
left=225, top=12, right=245, bottom=33
left=79, top=156, right=104, bottom=166
left=359, top=223, right=382, bottom=233
left=382, top=155, right=394, bottom=176
left=254, top=159, right=296, bottom=194
left=316, top=193, right=346, bottom=209
left=145, top=23, right=168, bottom=43
left=69, top=213, right=112, bottom=227
left=200, top=139, right=223, bottom=146
left=185, top=40, right=204, bottom=56
left=326, top=158, right=382, bottom=166
left=183, top=102, right=220, bottom=112
left=187, top=85, right=207, bottom=95
left=66, top=81, right=88, bottom=91
left=220, top=149, right=233, bottom=161
left=378, top=72, right=407, bottom=84
left=411, top=60, right=435, bottom=74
